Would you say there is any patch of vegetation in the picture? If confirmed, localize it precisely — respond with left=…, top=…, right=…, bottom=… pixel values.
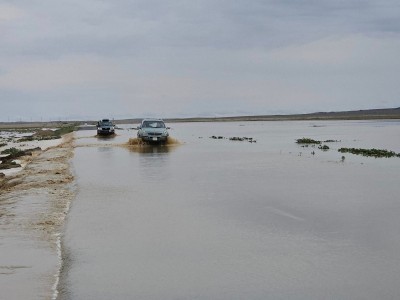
left=229, top=137, right=256, bottom=143
left=210, top=136, right=257, bottom=143
left=0, top=128, right=40, bottom=133
left=18, top=135, right=61, bottom=142
left=54, top=125, right=77, bottom=136
left=296, top=138, right=321, bottom=144
left=1, top=147, right=26, bottom=159
left=338, top=148, right=400, bottom=158
left=324, top=139, right=340, bottom=143
left=318, top=145, right=330, bottom=151
left=0, top=160, right=21, bottom=170
left=0, top=142, right=7, bottom=147
left=1, top=147, right=41, bottom=159
left=17, top=125, right=77, bottom=142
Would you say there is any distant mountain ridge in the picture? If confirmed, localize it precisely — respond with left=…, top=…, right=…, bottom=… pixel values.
left=156, top=107, right=400, bottom=123
left=1, top=107, right=399, bottom=128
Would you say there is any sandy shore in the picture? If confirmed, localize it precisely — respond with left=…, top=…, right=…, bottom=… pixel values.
left=0, top=133, right=75, bottom=300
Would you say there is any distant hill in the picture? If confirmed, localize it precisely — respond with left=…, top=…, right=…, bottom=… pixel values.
left=1, top=107, right=399, bottom=129
left=120, top=107, right=400, bottom=123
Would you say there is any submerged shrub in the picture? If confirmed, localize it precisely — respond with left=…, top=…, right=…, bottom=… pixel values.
left=324, top=140, right=340, bottom=143
left=318, top=145, right=330, bottom=151
left=338, top=148, right=400, bottom=158
left=296, top=138, right=321, bottom=144
left=1, top=147, right=26, bottom=158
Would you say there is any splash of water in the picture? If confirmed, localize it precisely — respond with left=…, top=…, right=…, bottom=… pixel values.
left=127, top=137, right=180, bottom=147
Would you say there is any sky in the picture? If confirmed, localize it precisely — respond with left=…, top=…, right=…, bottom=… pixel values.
left=0, top=0, right=399, bottom=121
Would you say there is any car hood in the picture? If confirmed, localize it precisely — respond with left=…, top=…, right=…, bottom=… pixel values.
left=141, top=127, right=166, bottom=133
left=141, top=127, right=167, bottom=134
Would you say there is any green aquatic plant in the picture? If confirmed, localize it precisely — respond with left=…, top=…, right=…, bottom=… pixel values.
left=324, top=139, right=340, bottom=143
left=318, top=145, right=330, bottom=151
left=338, top=148, right=400, bottom=158
left=296, top=138, right=321, bottom=144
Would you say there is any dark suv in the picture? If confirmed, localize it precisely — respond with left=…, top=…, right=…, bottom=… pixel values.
left=97, top=119, right=115, bottom=135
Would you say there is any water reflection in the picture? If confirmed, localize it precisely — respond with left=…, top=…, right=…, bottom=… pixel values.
left=95, top=134, right=116, bottom=140
left=131, top=145, right=173, bottom=182
left=127, top=144, right=174, bottom=154
left=97, top=146, right=113, bottom=153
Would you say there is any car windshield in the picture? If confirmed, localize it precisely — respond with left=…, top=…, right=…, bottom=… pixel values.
left=100, top=122, right=113, bottom=126
left=142, top=121, right=165, bottom=128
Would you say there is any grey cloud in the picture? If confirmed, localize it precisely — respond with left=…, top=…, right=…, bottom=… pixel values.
left=1, top=0, right=400, bottom=121
left=4, top=0, right=400, bottom=58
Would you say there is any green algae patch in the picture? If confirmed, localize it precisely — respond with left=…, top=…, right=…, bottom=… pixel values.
left=318, top=145, right=330, bottom=151
left=338, top=148, right=400, bottom=158
left=296, top=138, right=321, bottom=144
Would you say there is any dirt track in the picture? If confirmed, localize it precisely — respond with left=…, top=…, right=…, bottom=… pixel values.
left=1, top=133, right=75, bottom=239
left=0, top=133, right=75, bottom=299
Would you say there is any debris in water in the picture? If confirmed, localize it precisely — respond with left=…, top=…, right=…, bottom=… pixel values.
left=296, top=138, right=321, bottom=144
left=209, top=136, right=256, bottom=143
left=318, top=145, right=330, bottom=151
left=338, top=147, right=400, bottom=158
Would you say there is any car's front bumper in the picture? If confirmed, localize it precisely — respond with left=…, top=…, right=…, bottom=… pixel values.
left=140, top=135, right=168, bottom=142
left=97, top=129, right=115, bottom=135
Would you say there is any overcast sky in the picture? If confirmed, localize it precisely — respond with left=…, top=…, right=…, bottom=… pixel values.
left=1, top=0, right=399, bottom=121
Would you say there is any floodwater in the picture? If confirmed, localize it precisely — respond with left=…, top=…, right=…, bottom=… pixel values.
left=61, top=120, right=400, bottom=300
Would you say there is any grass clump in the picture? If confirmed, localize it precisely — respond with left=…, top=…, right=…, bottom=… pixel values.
left=1, top=147, right=26, bottom=159
left=318, top=145, right=330, bottom=151
left=0, top=160, right=21, bottom=170
left=54, top=125, right=77, bottom=136
left=18, top=125, right=77, bottom=142
left=324, top=139, right=340, bottom=143
left=296, top=138, right=321, bottom=144
left=338, top=148, right=400, bottom=158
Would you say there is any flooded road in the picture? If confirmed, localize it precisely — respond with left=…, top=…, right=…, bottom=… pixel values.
left=61, top=121, right=400, bottom=299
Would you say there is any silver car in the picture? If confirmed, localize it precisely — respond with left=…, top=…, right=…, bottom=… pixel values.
left=137, top=119, right=169, bottom=143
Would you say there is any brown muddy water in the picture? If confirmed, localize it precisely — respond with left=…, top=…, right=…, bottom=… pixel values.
left=62, top=121, right=399, bottom=299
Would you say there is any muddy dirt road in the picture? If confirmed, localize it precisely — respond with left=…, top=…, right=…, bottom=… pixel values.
left=0, top=134, right=74, bottom=299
